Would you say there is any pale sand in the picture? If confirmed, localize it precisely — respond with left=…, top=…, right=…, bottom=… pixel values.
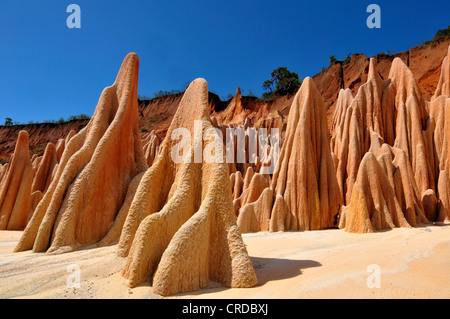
left=0, top=225, right=449, bottom=299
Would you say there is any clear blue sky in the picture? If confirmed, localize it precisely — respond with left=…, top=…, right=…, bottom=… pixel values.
left=0, top=0, right=449, bottom=124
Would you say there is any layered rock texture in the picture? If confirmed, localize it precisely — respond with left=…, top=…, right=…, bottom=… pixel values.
left=0, top=131, right=33, bottom=230
left=338, top=45, right=450, bottom=232
left=116, top=78, right=257, bottom=296
left=433, top=45, right=450, bottom=223
left=233, top=44, right=450, bottom=234
left=8, top=54, right=257, bottom=297
left=269, top=78, right=342, bottom=231
left=15, top=52, right=148, bottom=253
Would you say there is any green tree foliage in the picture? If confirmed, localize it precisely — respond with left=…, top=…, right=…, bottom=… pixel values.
left=329, top=55, right=337, bottom=64
left=67, top=114, right=90, bottom=121
left=342, top=53, right=352, bottom=67
left=4, top=118, right=13, bottom=126
left=434, top=25, right=450, bottom=40
left=261, top=67, right=301, bottom=100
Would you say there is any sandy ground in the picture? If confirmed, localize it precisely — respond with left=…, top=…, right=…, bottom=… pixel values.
left=0, top=224, right=449, bottom=299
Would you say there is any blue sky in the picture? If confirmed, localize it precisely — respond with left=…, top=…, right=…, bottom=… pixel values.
left=0, top=0, right=449, bottom=124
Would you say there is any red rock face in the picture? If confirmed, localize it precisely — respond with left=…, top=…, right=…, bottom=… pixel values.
left=0, top=121, right=88, bottom=162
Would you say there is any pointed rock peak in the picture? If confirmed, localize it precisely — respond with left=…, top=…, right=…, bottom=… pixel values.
left=15, top=53, right=147, bottom=254
left=289, top=77, right=323, bottom=114
left=231, top=86, right=243, bottom=112
left=0, top=130, right=33, bottom=230
left=331, top=88, right=353, bottom=132
left=336, top=88, right=353, bottom=110
left=286, top=76, right=326, bottom=135
left=114, top=52, right=140, bottom=97
left=389, top=57, right=414, bottom=84
left=270, top=75, right=342, bottom=231
left=16, top=130, right=30, bottom=148
left=299, top=77, right=316, bottom=94
left=389, top=57, right=416, bottom=87
left=367, top=58, right=381, bottom=83
left=388, top=56, right=424, bottom=109
left=390, top=57, right=407, bottom=70
left=165, top=78, right=209, bottom=138
left=235, top=86, right=242, bottom=98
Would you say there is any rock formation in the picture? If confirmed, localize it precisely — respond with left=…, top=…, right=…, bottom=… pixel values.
left=341, top=133, right=430, bottom=233
left=0, top=131, right=33, bottom=230
left=230, top=170, right=243, bottom=200
left=237, top=187, right=273, bottom=233
left=270, top=77, right=342, bottom=231
left=341, top=151, right=411, bottom=233
left=339, top=46, right=450, bottom=232
left=142, top=130, right=160, bottom=167
left=388, top=57, right=436, bottom=195
left=31, top=142, right=57, bottom=194
left=433, top=45, right=450, bottom=222
left=433, top=45, right=450, bottom=99
left=224, top=87, right=245, bottom=124
left=115, top=78, right=257, bottom=296
left=0, top=38, right=448, bottom=297
left=15, top=52, right=148, bottom=253
left=235, top=172, right=270, bottom=231
left=332, top=58, right=395, bottom=204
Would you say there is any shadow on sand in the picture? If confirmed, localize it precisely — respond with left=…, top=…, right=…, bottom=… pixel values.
left=173, top=256, right=322, bottom=297
left=251, top=256, right=322, bottom=286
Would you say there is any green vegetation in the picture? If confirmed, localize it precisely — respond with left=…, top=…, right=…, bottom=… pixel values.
left=42, top=114, right=90, bottom=124
left=140, top=127, right=149, bottom=133
left=434, top=25, right=450, bottom=40
left=153, top=90, right=184, bottom=98
left=0, top=157, right=10, bottom=165
left=417, top=26, right=450, bottom=47
left=342, top=53, right=352, bottom=67
left=1, top=114, right=91, bottom=127
left=329, top=55, right=337, bottom=64
left=138, top=89, right=185, bottom=101
left=261, top=66, right=301, bottom=101
left=328, top=53, right=352, bottom=68
left=67, top=114, right=90, bottom=121
left=137, top=95, right=152, bottom=100
left=4, top=118, right=13, bottom=126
